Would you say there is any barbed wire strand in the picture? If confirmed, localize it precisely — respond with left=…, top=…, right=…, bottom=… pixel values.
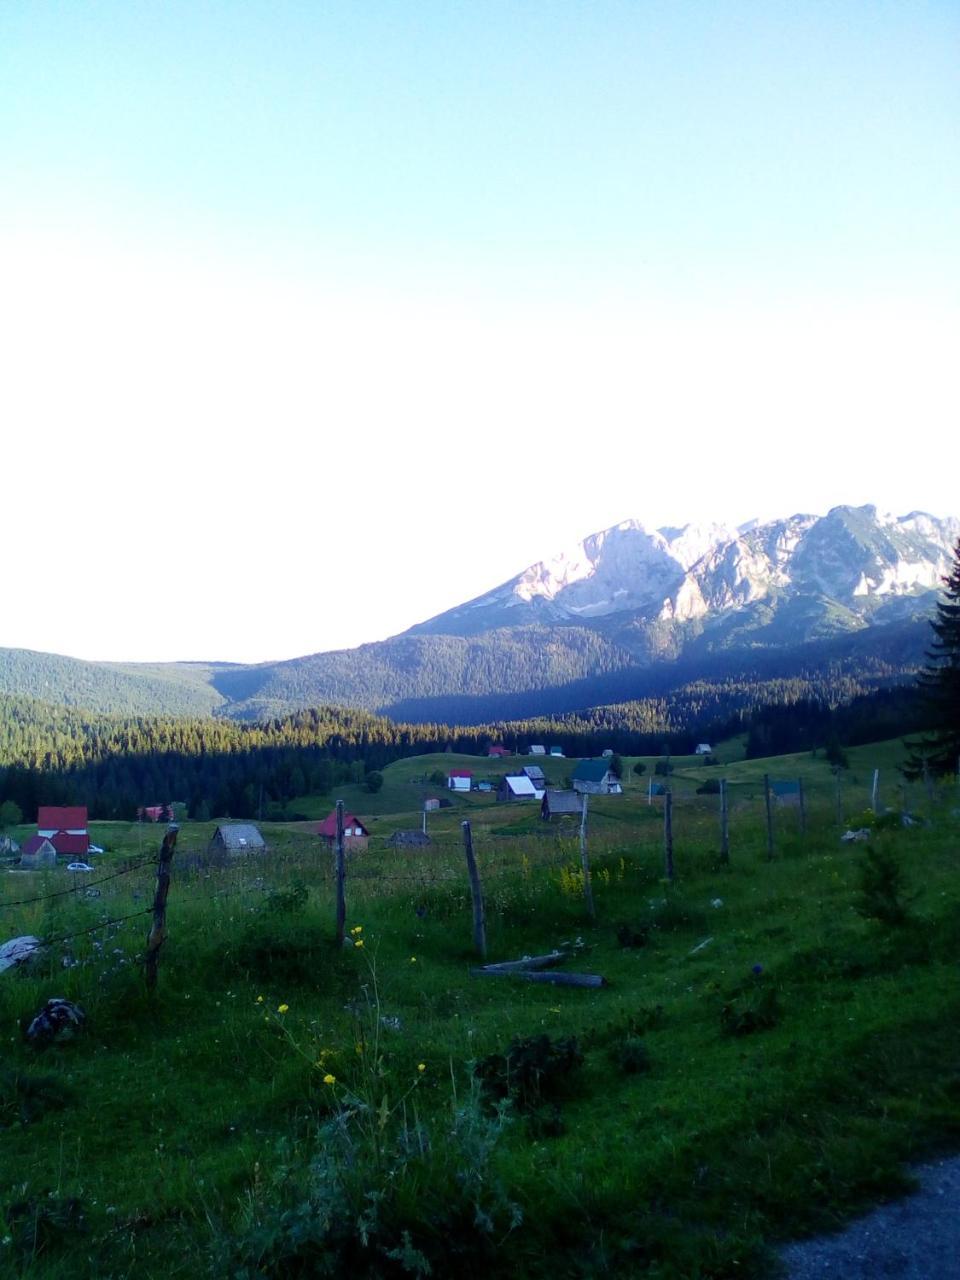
left=41, top=907, right=153, bottom=948
left=0, top=855, right=157, bottom=912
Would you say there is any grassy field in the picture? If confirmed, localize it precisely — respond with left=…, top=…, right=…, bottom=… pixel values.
left=1, top=741, right=958, bottom=1278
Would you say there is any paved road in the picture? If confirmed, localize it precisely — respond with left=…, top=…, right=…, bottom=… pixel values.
left=779, top=1156, right=960, bottom=1279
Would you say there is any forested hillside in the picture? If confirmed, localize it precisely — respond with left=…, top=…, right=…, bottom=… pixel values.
left=0, top=615, right=931, bottom=724
left=0, top=668, right=930, bottom=822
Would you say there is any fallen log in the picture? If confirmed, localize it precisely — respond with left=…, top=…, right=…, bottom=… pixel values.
left=475, top=951, right=568, bottom=973
left=471, top=968, right=607, bottom=988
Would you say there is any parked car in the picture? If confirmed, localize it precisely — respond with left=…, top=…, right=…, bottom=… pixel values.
left=87, top=844, right=105, bottom=854
left=66, top=862, right=94, bottom=872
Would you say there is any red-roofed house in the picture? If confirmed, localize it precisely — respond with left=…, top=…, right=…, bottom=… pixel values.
left=447, top=769, right=473, bottom=792
left=36, top=806, right=89, bottom=856
left=314, top=812, right=370, bottom=852
left=487, top=746, right=510, bottom=758
left=138, top=805, right=173, bottom=822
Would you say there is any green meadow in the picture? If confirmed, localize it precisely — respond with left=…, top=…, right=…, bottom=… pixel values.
left=1, top=742, right=958, bottom=1278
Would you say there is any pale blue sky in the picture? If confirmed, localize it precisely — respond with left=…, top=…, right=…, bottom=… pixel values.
left=1, top=2, right=957, bottom=661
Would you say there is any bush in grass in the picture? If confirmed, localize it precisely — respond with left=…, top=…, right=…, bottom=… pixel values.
left=474, top=1034, right=584, bottom=1112
left=855, top=847, right=914, bottom=926
left=696, top=778, right=721, bottom=794
left=264, top=880, right=309, bottom=915
left=720, top=984, right=781, bottom=1037
left=616, top=923, right=649, bottom=949
left=232, top=917, right=329, bottom=985
left=0, top=1069, right=75, bottom=1125
left=613, top=1036, right=651, bottom=1075
left=225, top=1084, right=521, bottom=1279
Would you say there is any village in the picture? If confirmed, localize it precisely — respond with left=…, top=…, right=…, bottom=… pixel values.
left=1, top=746, right=635, bottom=873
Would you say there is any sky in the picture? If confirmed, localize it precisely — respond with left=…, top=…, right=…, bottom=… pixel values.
left=1, top=1, right=957, bottom=664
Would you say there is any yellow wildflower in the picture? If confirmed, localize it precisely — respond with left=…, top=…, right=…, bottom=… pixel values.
left=277, top=1003, right=289, bottom=1014
left=354, top=939, right=364, bottom=948
left=323, top=1073, right=336, bottom=1085
left=410, top=956, right=417, bottom=964
left=417, top=1063, right=426, bottom=1073
left=256, top=995, right=264, bottom=1004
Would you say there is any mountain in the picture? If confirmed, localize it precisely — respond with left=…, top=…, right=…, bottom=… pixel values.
left=407, top=506, right=959, bottom=640
left=0, top=505, right=955, bottom=724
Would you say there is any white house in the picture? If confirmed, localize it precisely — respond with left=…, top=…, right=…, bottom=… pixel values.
left=695, top=744, right=713, bottom=755
left=447, top=770, right=473, bottom=792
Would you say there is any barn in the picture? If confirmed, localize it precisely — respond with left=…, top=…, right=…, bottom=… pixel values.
left=20, top=836, right=58, bottom=869
left=447, top=770, right=473, bottom=792
left=497, top=775, right=543, bottom=802
left=540, top=790, right=584, bottom=821
left=208, top=824, right=267, bottom=856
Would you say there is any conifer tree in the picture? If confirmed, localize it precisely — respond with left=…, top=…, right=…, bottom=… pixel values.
left=906, top=539, right=960, bottom=777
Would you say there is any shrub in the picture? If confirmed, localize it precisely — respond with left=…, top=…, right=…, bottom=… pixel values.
left=264, top=880, right=309, bottom=915
left=654, top=761, right=674, bottom=777
left=616, top=923, right=649, bottom=949
left=632, top=762, right=646, bottom=777
left=614, top=1037, right=651, bottom=1075
left=696, top=778, right=721, bottom=795
left=720, top=984, right=781, bottom=1037
left=855, top=847, right=914, bottom=926
left=474, top=1034, right=584, bottom=1112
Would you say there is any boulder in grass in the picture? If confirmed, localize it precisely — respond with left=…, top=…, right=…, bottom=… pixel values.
left=26, top=999, right=86, bottom=1048
left=841, top=828, right=872, bottom=843
left=0, top=936, right=43, bottom=974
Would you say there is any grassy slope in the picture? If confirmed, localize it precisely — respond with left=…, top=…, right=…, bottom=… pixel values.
left=1, top=739, right=958, bottom=1277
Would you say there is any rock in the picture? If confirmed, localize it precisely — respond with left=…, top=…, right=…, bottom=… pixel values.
left=841, top=829, right=872, bottom=843
left=26, top=998, right=86, bottom=1048
left=0, top=935, right=43, bottom=974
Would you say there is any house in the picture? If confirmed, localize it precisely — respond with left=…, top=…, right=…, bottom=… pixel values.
left=487, top=745, right=510, bottom=758
left=549, top=746, right=565, bottom=758
left=387, top=830, right=432, bottom=849
left=540, top=790, right=584, bottom=821
left=601, top=748, right=614, bottom=758
left=315, top=812, right=370, bottom=851
left=497, top=775, right=543, bottom=802
left=208, top=824, right=267, bottom=856
left=447, top=769, right=473, bottom=792
left=423, top=797, right=441, bottom=812
left=522, top=765, right=547, bottom=786
left=0, top=836, right=20, bottom=856
left=528, top=744, right=547, bottom=756
left=571, top=760, right=623, bottom=795
left=20, top=836, right=58, bottom=869
left=36, top=806, right=89, bottom=856
left=695, top=744, right=713, bottom=755
left=477, top=780, right=493, bottom=793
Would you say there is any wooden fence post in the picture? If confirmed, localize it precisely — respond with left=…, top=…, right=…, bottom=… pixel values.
left=797, top=777, right=806, bottom=838
left=648, top=775, right=653, bottom=806
left=335, top=799, right=346, bottom=947
left=719, top=778, right=729, bottom=865
left=763, top=774, right=774, bottom=861
left=579, top=793, right=596, bottom=919
left=663, top=789, right=674, bottom=882
left=871, top=769, right=880, bottom=816
left=461, top=821, right=487, bottom=959
left=144, top=823, right=178, bottom=991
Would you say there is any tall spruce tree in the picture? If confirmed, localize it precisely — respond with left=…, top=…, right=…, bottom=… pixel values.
left=906, top=539, right=960, bottom=777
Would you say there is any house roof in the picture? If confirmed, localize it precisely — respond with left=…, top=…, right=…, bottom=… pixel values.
left=572, top=759, right=612, bottom=783
left=501, top=775, right=538, bottom=796
left=37, top=806, right=87, bottom=830
left=448, top=769, right=473, bottom=778
left=213, top=823, right=266, bottom=850
left=50, top=833, right=89, bottom=855
left=21, top=835, right=57, bottom=856
left=542, top=790, right=583, bottom=814
left=315, top=812, right=369, bottom=838
left=523, top=765, right=546, bottom=781
left=488, top=746, right=509, bottom=756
